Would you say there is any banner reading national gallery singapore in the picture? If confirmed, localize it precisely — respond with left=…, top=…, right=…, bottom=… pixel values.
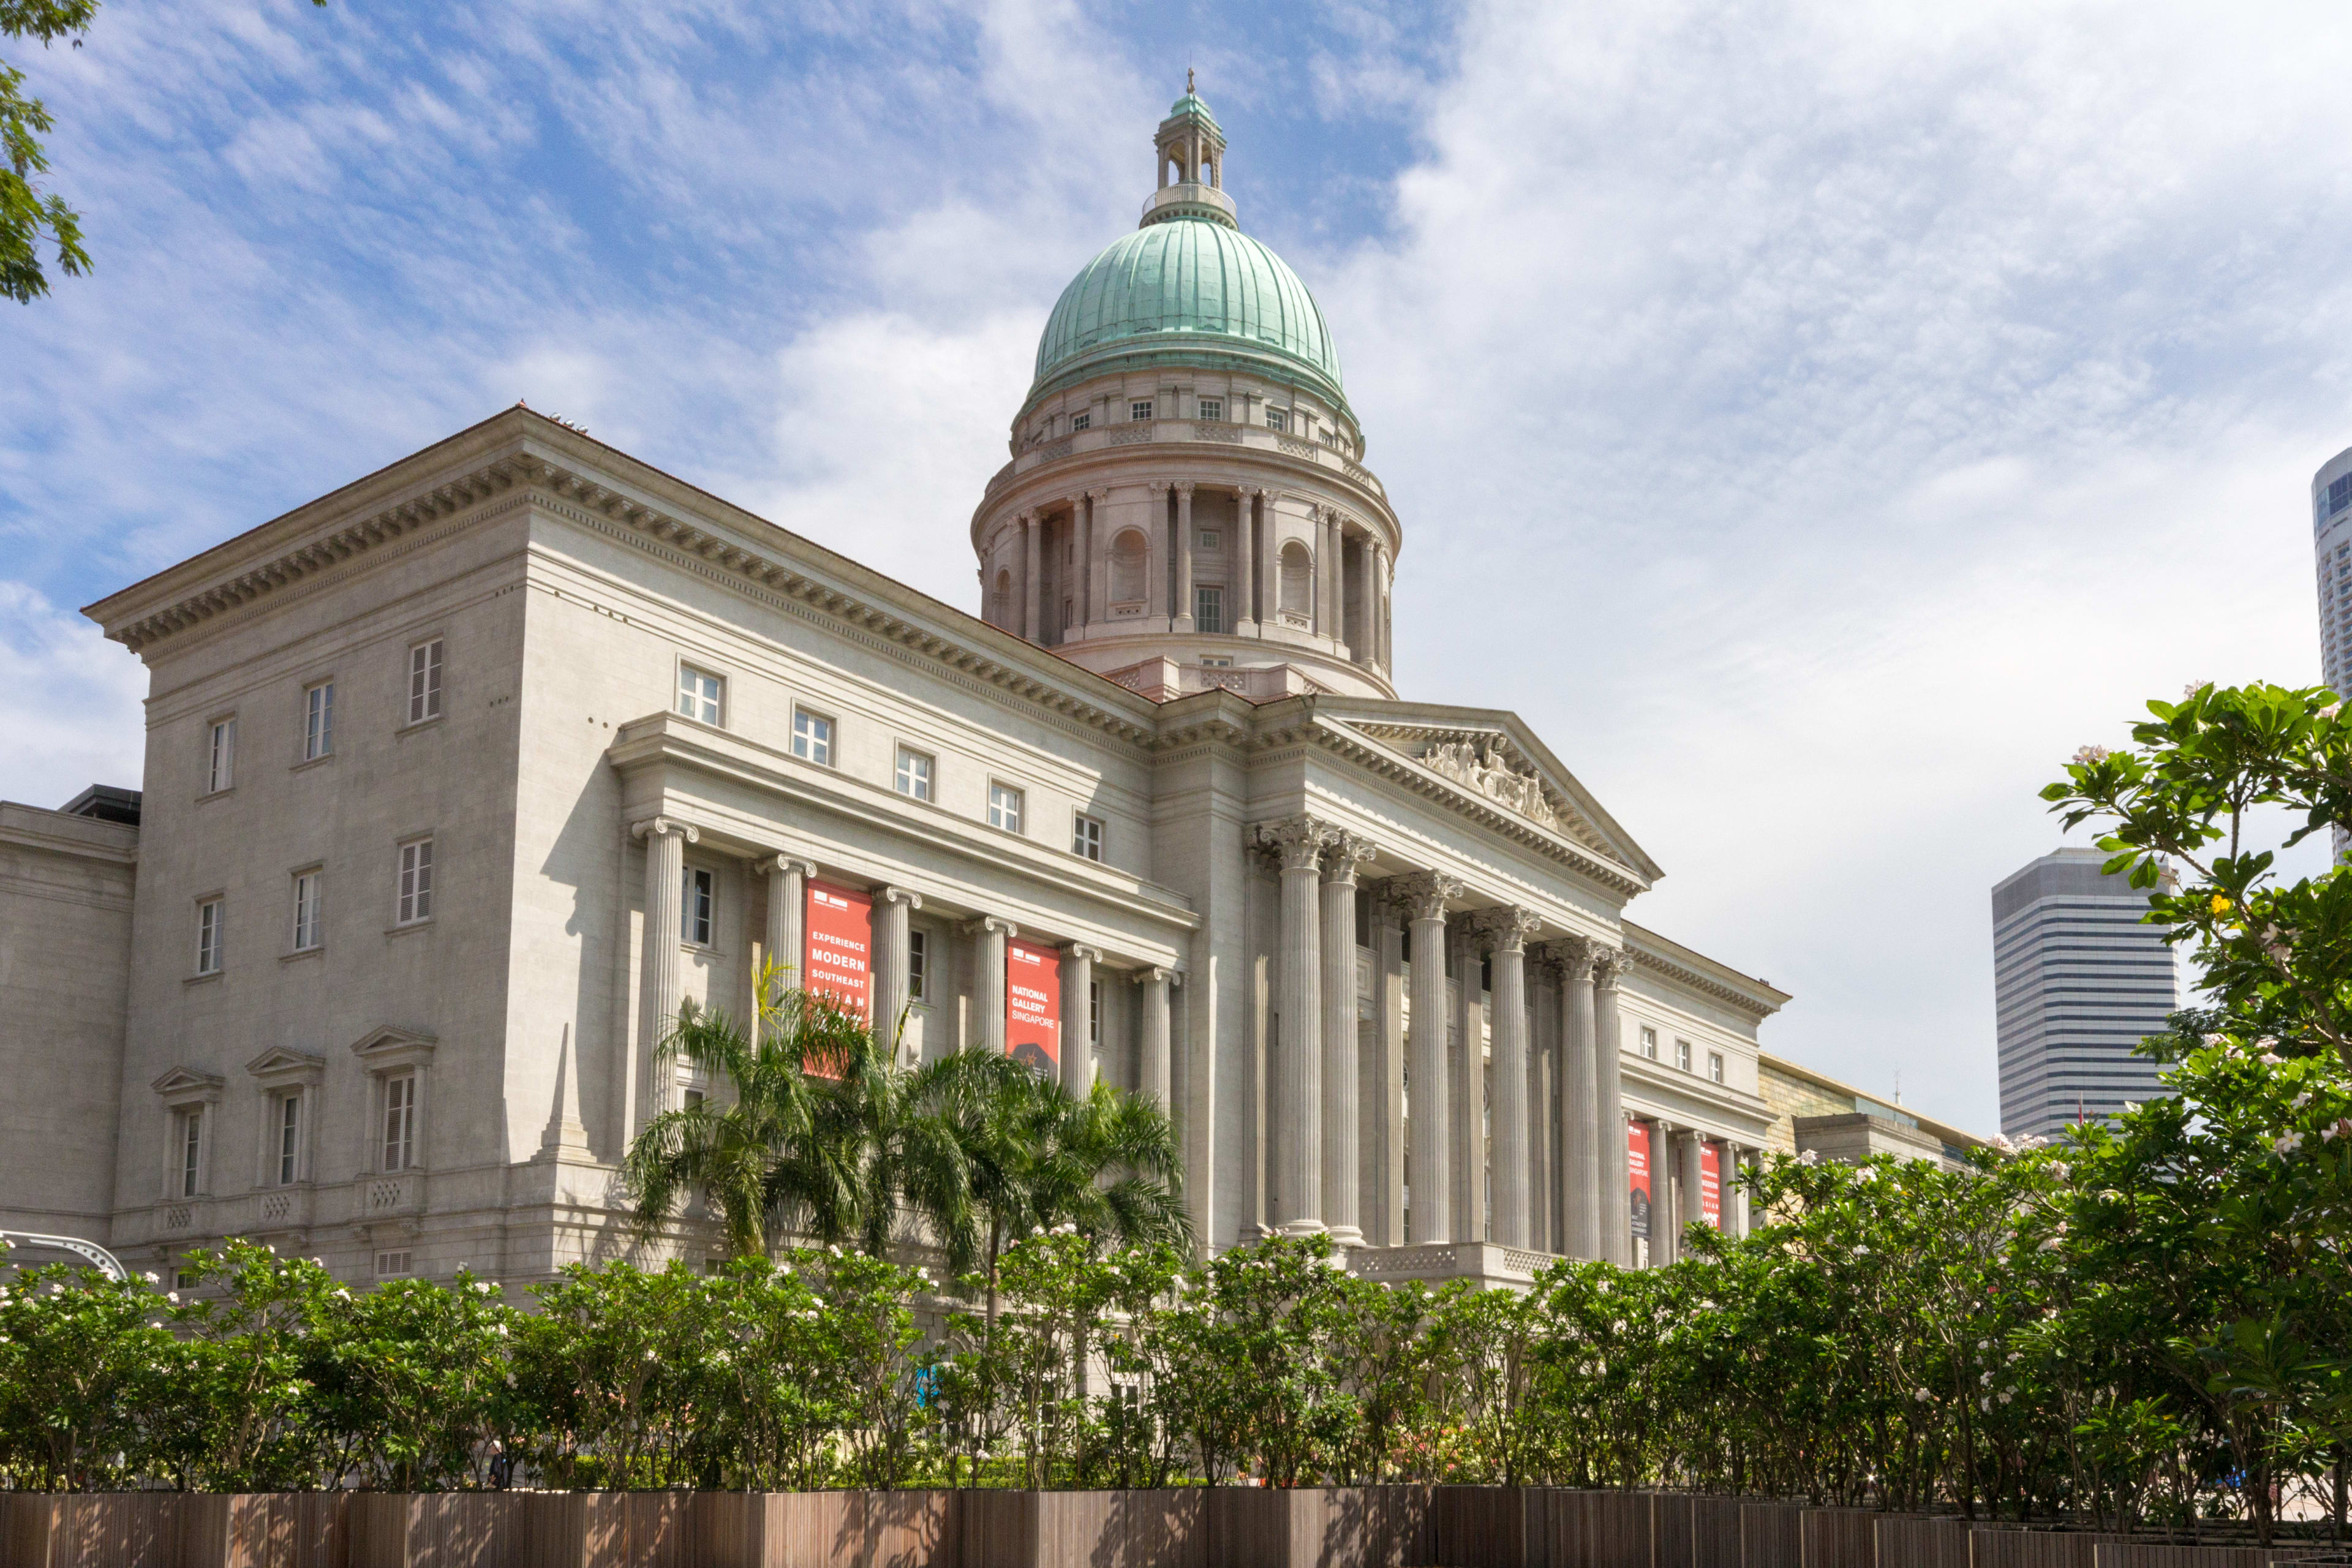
left=1006, top=938, right=1061, bottom=1077
left=1627, top=1120, right=1652, bottom=1240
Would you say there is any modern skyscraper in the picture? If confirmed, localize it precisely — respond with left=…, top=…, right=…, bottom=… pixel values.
left=2315, top=445, right=2352, bottom=701
left=1992, top=849, right=2177, bottom=1140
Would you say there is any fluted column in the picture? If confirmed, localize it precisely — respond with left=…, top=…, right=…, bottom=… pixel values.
left=1477, top=907, right=1540, bottom=1248
left=1259, top=492, right=1281, bottom=630
left=971, top=916, right=1017, bottom=1057
left=1149, top=481, right=1172, bottom=625
left=1174, top=482, right=1197, bottom=631
left=1061, top=944, right=1099, bottom=1097
left=1262, top=816, right=1332, bottom=1236
left=1594, top=949, right=1631, bottom=1265
left=1321, top=831, right=1376, bottom=1248
left=872, top=886, right=921, bottom=1062
left=1551, top=938, right=1600, bottom=1259
left=1137, top=967, right=1172, bottom=1106
left=763, top=856, right=816, bottom=1027
left=1072, top=495, right=1091, bottom=635
left=1374, top=543, right=1392, bottom=669
left=1367, top=885, right=1406, bottom=1247
left=1355, top=531, right=1379, bottom=667
left=1451, top=919, right=1487, bottom=1243
left=1086, top=489, right=1109, bottom=631
left=1236, top=488, right=1260, bottom=633
left=1531, top=959, right=1556, bottom=1252
left=1020, top=512, right=1041, bottom=640
left=631, top=816, right=698, bottom=1128
left=1317, top=510, right=1338, bottom=640
left=1681, top=1131, right=1708, bottom=1240
left=1394, top=871, right=1460, bottom=1244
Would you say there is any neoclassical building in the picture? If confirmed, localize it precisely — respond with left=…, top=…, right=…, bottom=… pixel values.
left=1, top=89, right=1789, bottom=1288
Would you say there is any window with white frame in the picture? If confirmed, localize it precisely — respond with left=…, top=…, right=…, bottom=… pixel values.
left=909, top=929, right=929, bottom=1002
left=396, top=839, right=434, bottom=925
left=1129, top=399, right=1154, bottom=422
left=676, top=664, right=724, bottom=725
left=382, top=1072, right=417, bottom=1171
left=1194, top=584, right=1225, bottom=634
left=791, top=708, right=833, bottom=766
left=683, top=866, right=715, bottom=946
left=302, top=680, right=335, bottom=761
left=1197, top=398, right=1224, bottom=422
left=1265, top=408, right=1289, bottom=433
left=290, top=869, right=322, bottom=952
left=1072, top=812, right=1104, bottom=862
left=407, top=639, right=443, bottom=724
left=1675, top=1038, right=1692, bottom=1073
left=374, top=1250, right=413, bottom=1279
left=176, top=1106, right=205, bottom=1197
left=196, top=898, right=224, bottom=974
left=273, top=1093, right=302, bottom=1185
left=206, top=717, right=236, bottom=793
left=1089, top=981, right=1101, bottom=1044
left=1708, top=1051, right=1725, bottom=1085
left=1640, top=1025, right=1658, bottom=1060
left=895, top=745, right=933, bottom=801
left=988, top=782, right=1024, bottom=834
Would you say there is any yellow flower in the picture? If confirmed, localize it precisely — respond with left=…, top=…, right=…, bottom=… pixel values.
left=2211, top=894, right=2231, bottom=914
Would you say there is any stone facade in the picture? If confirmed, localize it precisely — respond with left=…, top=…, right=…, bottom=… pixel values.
left=0, top=94, right=1800, bottom=1289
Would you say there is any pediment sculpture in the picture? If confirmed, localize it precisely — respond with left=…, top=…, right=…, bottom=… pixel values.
left=1422, top=739, right=1562, bottom=831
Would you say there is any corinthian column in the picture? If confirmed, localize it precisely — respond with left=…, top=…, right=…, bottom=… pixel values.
left=1020, top=512, right=1041, bottom=641
left=630, top=816, right=698, bottom=1129
left=872, top=886, right=922, bottom=1063
left=1148, top=481, right=1172, bottom=625
left=1086, top=489, right=1109, bottom=631
left=1072, top=495, right=1092, bottom=635
left=1451, top=919, right=1486, bottom=1243
left=1548, top=937, right=1601, bottom=1260
left=1594, top=948, right=1631, bottom=1265
left=970, top=916, right=1017, bottom=1057
left=1061, top=944, right=1099, bottom=1097
left=1393, top=870, right=1461, bottom=1243
left=1478, top=907, right=1541, bottom=1248
left=1374, top=543, right=1392, bottom=670
left=1355, top=531, right=1379, bottom=667
left=1174, top=482, right=1197, bottom=631
left=1321, top=831, right=1376, bottom=1248
left=1236, top=488, right=1261, bottom=634
left=1259, top=816, right=1332, bottom=1235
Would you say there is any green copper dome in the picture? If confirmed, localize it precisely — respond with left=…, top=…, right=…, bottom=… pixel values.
left=1028, top=217, right=1348, bottom=413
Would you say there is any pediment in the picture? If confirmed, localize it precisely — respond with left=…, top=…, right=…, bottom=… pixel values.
left=350, top=1025, right=439, bottom=1069
left=1327, top=712, right=1664, bottom=883
left=245, top=1046, right=326, bottom=1085
left=151, top=1065, right=225, bottom=1102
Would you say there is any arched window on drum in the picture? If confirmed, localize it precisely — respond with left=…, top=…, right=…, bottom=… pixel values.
left=1110, top=528, right=1149, bottom=610
left=1277, top=540, right=1313, bottom=622
left=992, top=568, right=1013, bottom=629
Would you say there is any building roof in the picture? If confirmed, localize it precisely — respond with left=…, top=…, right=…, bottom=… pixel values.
left=1029, top=216, right=1347, bottom=412
left=1757, top=1049, right=1986, bottom=1156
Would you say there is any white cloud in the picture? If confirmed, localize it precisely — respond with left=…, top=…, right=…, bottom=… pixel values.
left=0, top=584, right=146, bottom=809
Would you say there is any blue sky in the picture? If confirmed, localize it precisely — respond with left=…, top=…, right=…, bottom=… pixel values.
left=7, top=0, right=2350, bottom=1133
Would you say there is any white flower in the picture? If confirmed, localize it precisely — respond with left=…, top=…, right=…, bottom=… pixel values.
left=1800, top=1150, right=1820, bottom=1166
left=2122, top=1102, right=2139, bottom=1114
left=1980, top=1397, right=1992, bottom=1412
left=141, top=1272, right=160, bottom=1285
left=1981, top=1371, right=1994, bottom=1385
left=2048, top=1162, right=2069, bottom=1181
left=1852, top=1246, right=1871, bottom=1257
left=2071, top=744, right=2111, bottom=766
left=2322, top=701, right=2343, bottom=718
left=2275, top=1132, right=2304, bottom=1155
left=1999, top=1390, right=2013, bottom=1404
left=1914, top=1388, right=1932, bottom=1403
left=166, top=1292, right=179, bottom=1304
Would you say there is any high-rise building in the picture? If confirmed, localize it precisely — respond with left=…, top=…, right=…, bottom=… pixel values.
left=2314, top=445, right=2352, bottom=700
left=1992, top=848, right=2176, bottom=1140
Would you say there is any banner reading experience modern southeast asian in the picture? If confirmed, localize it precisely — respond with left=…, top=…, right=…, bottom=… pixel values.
left=1700, top=1139, right=1722, bottom=1229
left=1005, top=937, right=1061, bottom=1076
left=1627, top=1119, right=1652, bottom=1240
left=803, top=881, right=872, bottom=1020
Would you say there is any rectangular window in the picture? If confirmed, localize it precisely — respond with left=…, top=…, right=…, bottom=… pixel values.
left=683, top=1088, right=704, bottom=1110
left=791, top=708, right=834, bottom=766
left=382, top=1074, right=416, bottom=1171
left=175, top=1269, right=200, bottom=1291
left=1194, top=585, right=1225, bottom=634
left=1089, top=980, right=1101, bottom=1044
left=276, top=1093, right=301, bottom=1185
left=407, top=639, right=443, bottom=724
left=373, top=1250, right=412, bottom=1279
left=1198, top=529, right=1221, bottom=549
left=179, top=1107, right=203, bottom=1197
left=291, top=870, right=322, bottom=952
left=196, top=899, right=224, bottom=974
left=1675, top=1039, right=1692, bottom=1072
left=1071, top=411, right=1090, bottom=431
left=1129, top=400, right=1154, bottom=422
left=1640, top=1025, right=1658, bottom=1060
left=1265, top=408, right=1289, bottom=433
left=684, top=866, right=715, bottom=946
left=302, top=681, right=335, bottom=761
left=1197, top=398, right=1223, bottom=422
left=909, top=929, right=929, bottom=1002
left=895, top=746, right=934, bottom=801
left=676, top=664, right=724, bottom=725
left=1708, top=1052, right=1725, bottom=1085
left=396, top=839, right=434, bottom=925
left=206, top=718, right=236, bottom=793
left=1072, top=812, right=1104, bottom=862
left=989, top=782, right=1025, bottom=834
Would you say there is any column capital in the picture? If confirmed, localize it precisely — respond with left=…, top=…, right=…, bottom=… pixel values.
left=1387, top=869, right=1465, bottom=923
left=1136, top=965, right=1174, bottom=985
left=1594, top=947, right=1632, bottom=987
left=1017, top=508, right=1037, bottom=525
left=1062, top=942, right=1102, bottom=963
left=1533, top=933, right=1597, bottom=980
left=1173, top=480, right=1196, bottom=497
left=965, top=914, right=1019, bottom=940
left=629, top=816, right=698, bottom=845
left=1321, top=830, right=1378, bottom=886
left=761, top=853, right=818, bottom=878
left=1473, top=905, right=1543, bottom=954
left=1147, top=479, right=1171, bottom=496
left=1085, top=486, right=1109, bottom=502
left=876, top=885, right=923, bottom=911
left=1253, top=815, right=1333, bottom=872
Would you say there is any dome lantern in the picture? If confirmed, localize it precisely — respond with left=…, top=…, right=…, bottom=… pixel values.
left=1144, top=72, right=1238, bottom=230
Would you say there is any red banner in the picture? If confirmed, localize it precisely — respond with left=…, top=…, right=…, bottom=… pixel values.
left=1627, top=1120, right=1652, bottom=1240
left=1700, top=1139, right=1723, bottom=1229
left=1006, top=938, right=1061, bottom=1077
left=803, top=881, right=872, bottom=1022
